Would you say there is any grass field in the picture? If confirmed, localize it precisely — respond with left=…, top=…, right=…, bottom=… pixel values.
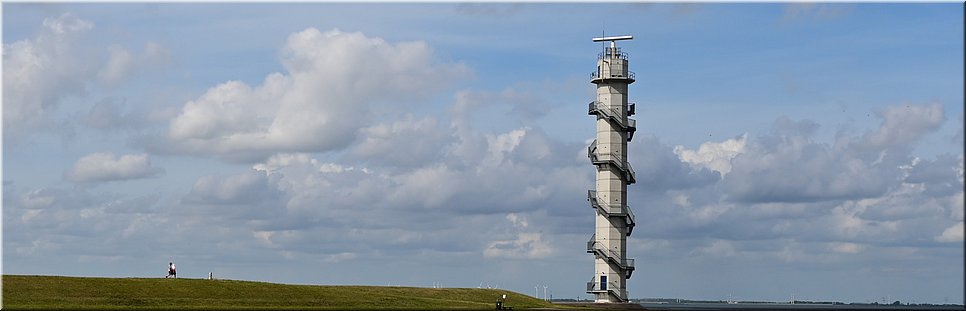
left=2, top=275, right=559, bottom=310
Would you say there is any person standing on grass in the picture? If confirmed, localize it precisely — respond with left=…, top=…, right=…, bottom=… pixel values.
left=166, top=262, right=177, bottom=278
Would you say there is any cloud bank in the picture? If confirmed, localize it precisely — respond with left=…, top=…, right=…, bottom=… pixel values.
left=158, top=28, right=470, bottom=162
left=3, top=13, right=94, bottom=138
left=64, top=153, right=163, bottom=183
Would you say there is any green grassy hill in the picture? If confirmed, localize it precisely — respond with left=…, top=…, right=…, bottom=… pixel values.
left=2, top=275, right=557, bottom=310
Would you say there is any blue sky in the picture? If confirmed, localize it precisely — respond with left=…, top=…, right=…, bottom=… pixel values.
left=2, top=3, right=963, bottom=304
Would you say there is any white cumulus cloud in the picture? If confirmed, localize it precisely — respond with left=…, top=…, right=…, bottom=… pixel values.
left=723, top=116, right=899, bottom=203
left=183, top=171, right=281, bottom=206
left=863, top=103, right=945, bottom=149
left=351, top=115, right=452, bottom=168
left=3, top=13, right=94, bottom=138
left=674, top=133, right=747, bottom=176
left=935, top=222, right=964, bottom=243
left=159, top=28, right=470, bottom=162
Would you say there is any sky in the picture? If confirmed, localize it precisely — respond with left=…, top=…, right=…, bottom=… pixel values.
left=2, top=2, right=963, bottom=305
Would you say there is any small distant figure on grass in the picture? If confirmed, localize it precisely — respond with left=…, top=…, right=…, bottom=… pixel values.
left=166, top=262, right=177, bottom=278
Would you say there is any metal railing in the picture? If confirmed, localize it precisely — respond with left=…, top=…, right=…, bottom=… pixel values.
left=598, top=47, right=628, bottom=60
left=588, top=102, right=637, bottom=142
left=587, top=139, right=637, bottom=184
left=587, top=190, right=624, bottom=215
left=587, top=190, right=636, bottom=236
left=586, top=280, right=622, bottom=293
left=591, top=70, right=635, bottom=81
left=587, top=235, right=636, bottom=276
left=625, top=162, right=636, bottom=184
left=625, top=206, right=637, bottom=236
left=587, top=102, right=625, bottom=121
left=586, top=278, right=627, bottom=302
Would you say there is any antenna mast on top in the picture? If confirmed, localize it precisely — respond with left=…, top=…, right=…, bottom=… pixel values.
left=601, top=23, right=606, bottom=54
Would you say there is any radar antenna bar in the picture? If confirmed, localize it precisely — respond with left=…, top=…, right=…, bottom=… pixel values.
left=592, top=35, right=633, bottom=48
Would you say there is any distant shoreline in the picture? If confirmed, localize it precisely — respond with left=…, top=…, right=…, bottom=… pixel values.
left=633, top=302, right=965, bottom=311
left=554, top=301, right=965, bottom=311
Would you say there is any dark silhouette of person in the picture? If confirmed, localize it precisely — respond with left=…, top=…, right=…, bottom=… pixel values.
left=166, top=262, right=177, bottom=278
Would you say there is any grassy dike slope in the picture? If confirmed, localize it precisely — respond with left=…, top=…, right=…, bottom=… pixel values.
left=2, top=275, right=557, bottom=310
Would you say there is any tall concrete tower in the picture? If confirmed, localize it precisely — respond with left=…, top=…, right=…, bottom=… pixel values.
left=586, top=35, right=636, bottom=303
